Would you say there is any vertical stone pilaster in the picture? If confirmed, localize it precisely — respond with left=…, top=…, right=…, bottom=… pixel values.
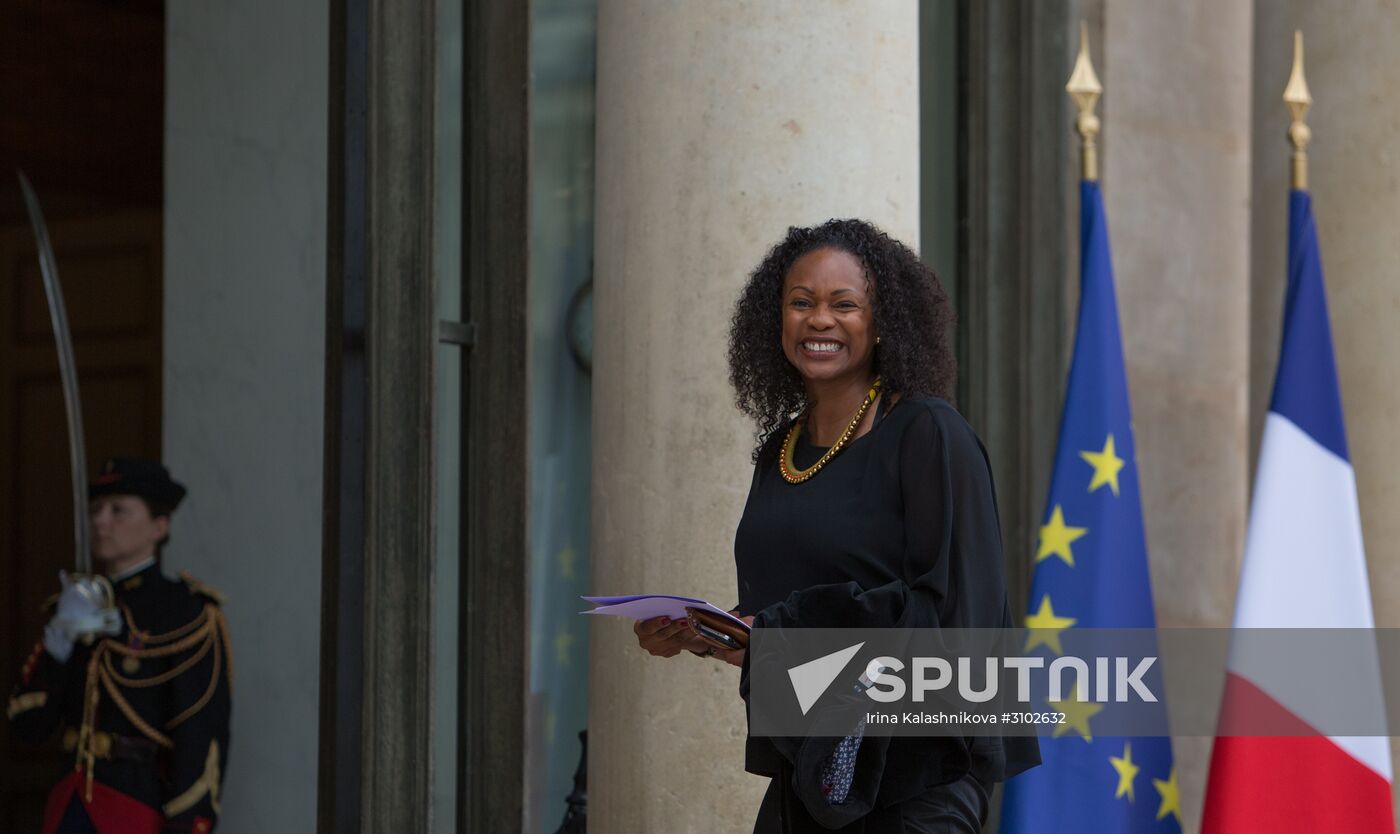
left=1103, top=2, right=1254, bottom=829
left=164, top=1, right=328, bottom=831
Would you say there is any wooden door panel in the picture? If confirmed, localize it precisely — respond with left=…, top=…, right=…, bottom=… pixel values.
left=15, top=237, right=157, bottom=341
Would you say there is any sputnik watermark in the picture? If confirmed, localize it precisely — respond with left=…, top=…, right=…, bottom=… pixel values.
left=863, top=710, right=1066, bottom=726
left=859, top=654, right=1157, bottom=703
left=786, top=642, right=1157, bottom=713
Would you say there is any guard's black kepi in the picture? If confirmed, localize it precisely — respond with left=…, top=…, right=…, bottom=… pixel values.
left=89, top=457, right=187, bottom=511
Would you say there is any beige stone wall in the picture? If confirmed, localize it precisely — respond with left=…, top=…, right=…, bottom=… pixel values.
left=1102, top=2, right=1254, bottom=830
left=588, top=2, right=919, bottom=831
left=1253, top=3, right=1400, bottom=824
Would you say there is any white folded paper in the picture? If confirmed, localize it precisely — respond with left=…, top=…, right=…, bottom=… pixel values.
left=580, top=594, right=750, bottom=631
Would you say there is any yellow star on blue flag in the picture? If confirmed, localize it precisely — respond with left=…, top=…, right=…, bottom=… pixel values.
left=1080, top=434, right=1126, bottom=496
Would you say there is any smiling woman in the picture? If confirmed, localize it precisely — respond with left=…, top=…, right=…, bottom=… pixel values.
left=727, top=218, right=957, bottom=460
left=781, top=247, right=877, bottom=393
left=714, top=219, right=1037, bottom=832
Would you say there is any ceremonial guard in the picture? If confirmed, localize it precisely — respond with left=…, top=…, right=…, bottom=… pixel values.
left=7, top=458, right=232, bottom=834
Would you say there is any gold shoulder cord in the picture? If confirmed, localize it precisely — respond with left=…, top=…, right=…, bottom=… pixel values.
left=75, top=602, right=233, bottom=801
left=121, top=602, right=208, bottom=645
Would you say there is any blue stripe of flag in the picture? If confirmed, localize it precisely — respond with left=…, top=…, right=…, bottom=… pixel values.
left=1268, top=190, right=1349, bottom=461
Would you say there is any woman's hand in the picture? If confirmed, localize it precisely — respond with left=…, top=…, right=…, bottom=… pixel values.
left=633, top=616, right=709, bottom=658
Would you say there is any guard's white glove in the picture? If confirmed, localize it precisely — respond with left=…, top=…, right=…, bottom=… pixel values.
left=43, top=571, right=121, bottom=662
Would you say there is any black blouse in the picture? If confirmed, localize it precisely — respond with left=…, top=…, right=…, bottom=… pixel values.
left=735, top=394, right=1039, bottom=822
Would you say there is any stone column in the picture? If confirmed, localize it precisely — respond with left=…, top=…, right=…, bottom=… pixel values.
left=1101, top=2, right=1254, bottom=830
left=1253, top=3, right=1400, bottom=816
left=589, top=2, right=919, bottom=829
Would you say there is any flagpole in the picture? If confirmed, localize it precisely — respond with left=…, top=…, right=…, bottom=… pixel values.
left=1284, top=30, right=1312, bottom=190
left=1067, top=21, right=1103, bottom=182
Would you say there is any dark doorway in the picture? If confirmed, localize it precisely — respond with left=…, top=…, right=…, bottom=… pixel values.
left=0, top=2, right=165, bottom=831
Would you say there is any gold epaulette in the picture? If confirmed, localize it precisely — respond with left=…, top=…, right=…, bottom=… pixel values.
left=178, top=571, right=226, bottom=605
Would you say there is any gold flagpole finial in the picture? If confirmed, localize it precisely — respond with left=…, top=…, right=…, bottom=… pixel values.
left=1067, top=21, right=1103, bottom=182
left=1284, top=30, right=1313, bottom=190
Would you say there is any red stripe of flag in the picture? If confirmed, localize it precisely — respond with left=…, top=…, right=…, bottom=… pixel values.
left=1203, top=673, right=1393, bottom=834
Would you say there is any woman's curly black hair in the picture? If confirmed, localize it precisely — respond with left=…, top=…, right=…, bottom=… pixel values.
left=728, top=218, right=957, bottom=460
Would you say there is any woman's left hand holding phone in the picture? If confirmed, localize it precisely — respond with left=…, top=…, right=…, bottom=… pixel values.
left=631, top=614, right=753, bottom=667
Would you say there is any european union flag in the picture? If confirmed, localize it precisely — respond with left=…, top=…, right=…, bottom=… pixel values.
left=1000, top=181, right=1181, bottom=833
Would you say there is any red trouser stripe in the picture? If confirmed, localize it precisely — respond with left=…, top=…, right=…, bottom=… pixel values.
left=42, top=770, right=163, bottom=834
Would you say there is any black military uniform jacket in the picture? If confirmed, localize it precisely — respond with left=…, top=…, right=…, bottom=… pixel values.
left=7, top=561, right=232, bottom=833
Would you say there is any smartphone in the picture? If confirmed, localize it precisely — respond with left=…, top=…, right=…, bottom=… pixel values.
left=692, top=620, right=745, bottom=651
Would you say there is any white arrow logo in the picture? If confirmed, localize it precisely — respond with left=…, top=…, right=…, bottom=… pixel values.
left=787, top=642, right=865, bottom=716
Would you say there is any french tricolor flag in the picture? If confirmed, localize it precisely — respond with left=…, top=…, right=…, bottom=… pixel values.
left=1202, top=190, right=1394, bottom=832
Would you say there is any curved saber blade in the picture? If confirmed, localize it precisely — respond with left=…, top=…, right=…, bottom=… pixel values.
left=18, top=172, right=90, bottom=574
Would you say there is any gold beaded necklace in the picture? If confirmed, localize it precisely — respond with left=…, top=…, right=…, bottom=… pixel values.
left=779, top=377, right=882, bottom=484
